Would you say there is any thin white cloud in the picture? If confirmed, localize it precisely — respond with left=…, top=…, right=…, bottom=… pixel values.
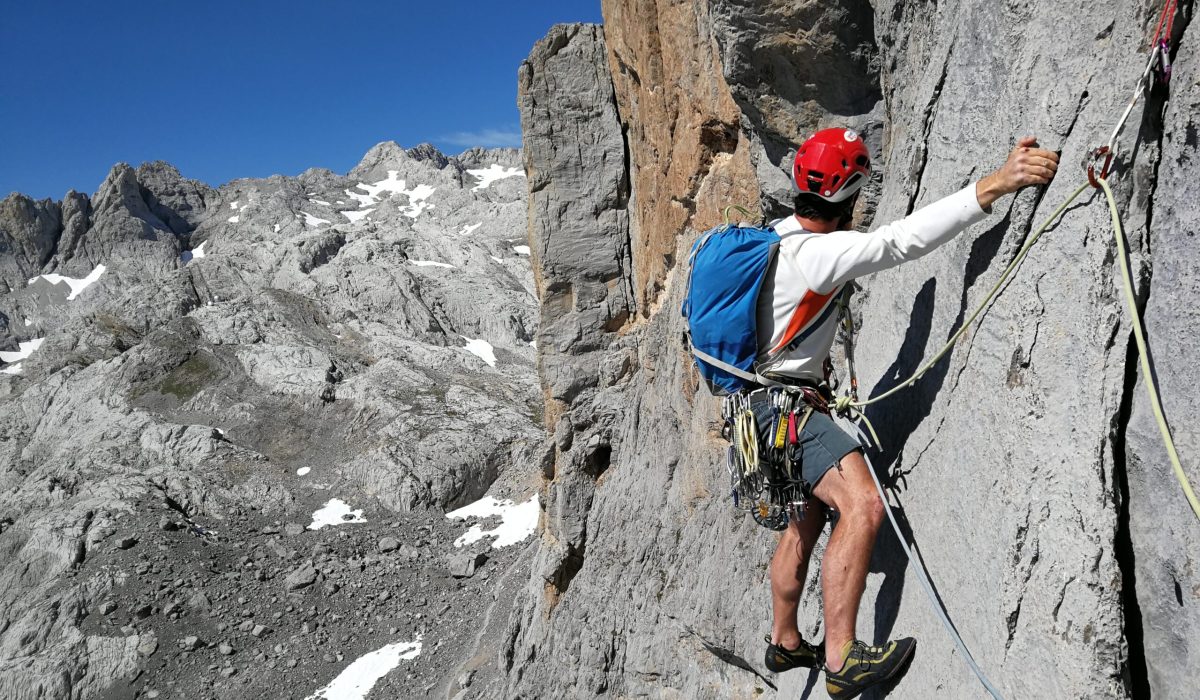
left=441, top=127, right=522, bottom=148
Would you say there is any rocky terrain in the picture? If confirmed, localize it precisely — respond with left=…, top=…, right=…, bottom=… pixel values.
left=504, top=2, right=1198, bottom=699
left=4, top=1, right=1199, bottom=699
left=0, top=143, right=546, bottom=699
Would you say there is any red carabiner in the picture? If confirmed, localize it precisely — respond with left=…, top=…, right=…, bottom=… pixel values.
left=1086, top=146, right=1113, bottom=188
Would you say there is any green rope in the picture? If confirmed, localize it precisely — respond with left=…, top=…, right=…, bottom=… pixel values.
left=833, top=182, right=1091, bottom=414
left=722, top=205, right=755, bottom=227
left=1098, top=176, right=1200, bottom=522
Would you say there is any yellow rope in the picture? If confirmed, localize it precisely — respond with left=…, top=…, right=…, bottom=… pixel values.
left=722, top=205, right=755, bottom=227
left=1098, top=176, right=1200, bottom=521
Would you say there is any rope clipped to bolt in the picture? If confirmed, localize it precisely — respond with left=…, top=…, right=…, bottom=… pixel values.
left=830, top=0, right=1199, bottom=523
left=1085, top=0, right=1178, bottom=187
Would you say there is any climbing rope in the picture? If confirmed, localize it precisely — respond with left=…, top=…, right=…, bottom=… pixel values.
left=841, top=418, right=1006, bottom=700
left=830, top=181, right=1092, bottom=417
left=1097, top=175, right=1200, bottom=521
left=825, top=180, right=1096, bottom=700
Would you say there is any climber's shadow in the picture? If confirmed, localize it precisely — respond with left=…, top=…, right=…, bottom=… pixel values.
left=859, top=212, right=1012, bottom=660
left=866, top=211, right=1010, bottom=471
left=796, top=665, right=822, bottom=699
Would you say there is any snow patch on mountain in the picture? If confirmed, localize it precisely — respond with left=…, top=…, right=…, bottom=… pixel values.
left=342, top=209, right=373, bottom=222
left=308, top=498, right=366, bottom=530
left=345, top=171, right=436, bottom=218
left=181, top=242, right=207, bottom=265
left=303, top=212, right=331, bottom=227
left=467, top=164, right=524, bottom=191
left=462, top=337, right=495, bottom=367
left=29, top=264, right=106, bottom=300
left=304, top=637, right=422, bottom=700
left=447, top=495, right=539, bottom=548
left=0, top=338, right=45, bottom=373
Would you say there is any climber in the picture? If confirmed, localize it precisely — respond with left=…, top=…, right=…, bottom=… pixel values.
left=759, top=128, right=1058, bottom=699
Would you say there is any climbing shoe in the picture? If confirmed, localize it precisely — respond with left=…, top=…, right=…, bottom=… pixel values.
left=824, top=638, right=917, bottom=700
left=763, top=635, right=824, bottom=673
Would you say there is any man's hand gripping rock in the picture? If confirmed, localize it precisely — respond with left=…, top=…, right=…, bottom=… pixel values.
left=976, top=136, right=1059, bottom=210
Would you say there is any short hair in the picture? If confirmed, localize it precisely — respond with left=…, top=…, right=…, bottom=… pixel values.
left=793, top=192, right=856, bottom=224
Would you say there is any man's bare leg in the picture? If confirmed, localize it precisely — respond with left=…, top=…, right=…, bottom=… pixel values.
left=811, top=450, right=884, bottom=670
left=769, top=504, right=827, bottom=649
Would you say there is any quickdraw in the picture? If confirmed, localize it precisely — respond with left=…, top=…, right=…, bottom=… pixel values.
left=1086, top=0, right=1178, bottom=188
left=722, top=386, right=821, bottom=530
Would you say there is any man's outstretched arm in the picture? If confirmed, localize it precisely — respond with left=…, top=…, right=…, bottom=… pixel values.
left=783, top=136, right=1061, bottom=294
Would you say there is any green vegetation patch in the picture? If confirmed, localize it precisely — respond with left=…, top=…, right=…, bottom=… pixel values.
left=158, top=353, right=220, bottom=402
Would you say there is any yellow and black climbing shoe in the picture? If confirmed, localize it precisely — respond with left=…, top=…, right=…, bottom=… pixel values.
left=763, top=635, right=824, bottom=673
left=824, top=638, right=917, bottom=699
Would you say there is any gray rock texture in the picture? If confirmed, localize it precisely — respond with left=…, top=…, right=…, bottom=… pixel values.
left=0, top=195, right=61, bottom=294
left=1125, top=21, right=1200, bottom=698
left=4, top=3, right=1198, bottom=699
left=0, top=142, right=543, bottom=698
left=506, top=4, right=1198, bottom=700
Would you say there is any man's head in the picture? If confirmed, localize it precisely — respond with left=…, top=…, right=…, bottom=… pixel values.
left=792, top=128, right=871, bottom=228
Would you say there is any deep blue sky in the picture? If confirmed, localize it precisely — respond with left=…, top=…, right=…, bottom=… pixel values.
left=0, top=1, right=602, bottom=200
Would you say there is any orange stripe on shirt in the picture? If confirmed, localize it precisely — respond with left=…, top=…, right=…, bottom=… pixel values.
left=770, top=286, right=840, bottom=355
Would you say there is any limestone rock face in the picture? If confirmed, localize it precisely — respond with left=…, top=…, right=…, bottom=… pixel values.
left=518, top=23, right=633, bottom=418
left=0, top=194, right=62, bottom=293
left=602, top=0, right=762, bottom=312
left=1125, top=33, right=1200, bottom=698
left=0, top=143, right=541, bottom=698
left=508, top=4, right=1198, bottom=699
left=135, top=161, right=214, bottom=236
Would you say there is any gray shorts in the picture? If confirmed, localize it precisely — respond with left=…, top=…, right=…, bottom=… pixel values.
left=750, top=397, right=862, bottom=492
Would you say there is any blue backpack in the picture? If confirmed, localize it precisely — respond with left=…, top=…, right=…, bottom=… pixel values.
left=682, top=220, right=787, bottom=395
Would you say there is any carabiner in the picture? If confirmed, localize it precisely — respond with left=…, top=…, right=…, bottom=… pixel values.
left=1085, top=145, right=1114, bottom=188
left=1154, top=39, right=1172, bottom=85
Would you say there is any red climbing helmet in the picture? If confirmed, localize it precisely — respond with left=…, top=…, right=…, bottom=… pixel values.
left=792, top=128, right=871, bottom=203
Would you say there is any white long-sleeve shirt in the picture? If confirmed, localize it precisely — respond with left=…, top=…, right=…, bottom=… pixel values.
left=756, top=184, right=990, bottom=381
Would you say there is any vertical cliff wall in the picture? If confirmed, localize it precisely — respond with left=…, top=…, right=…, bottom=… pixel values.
left=509, top=2, right=1197, bottom=698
